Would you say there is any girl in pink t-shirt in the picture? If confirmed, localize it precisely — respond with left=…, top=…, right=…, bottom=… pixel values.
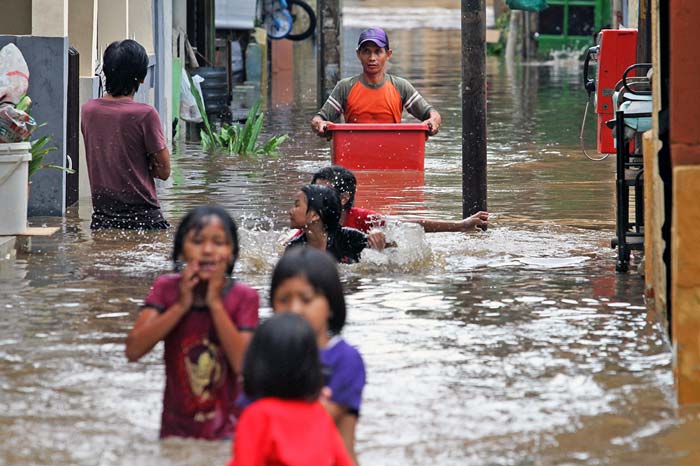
left=125, top=205, right=259, bottom=439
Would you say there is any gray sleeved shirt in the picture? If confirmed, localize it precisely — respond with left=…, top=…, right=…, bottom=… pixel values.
left=317, top=74, right=434, bottom=123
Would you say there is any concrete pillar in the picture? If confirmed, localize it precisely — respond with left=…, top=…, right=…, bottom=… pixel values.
left=163, top=0, right=173, bottom=142
left=628, top=0, right=639, bottom=28
left=129, top=0, right=154, bottom=53
left=69, top=0, right=98, bottom=77
left=0, top=36, right=69, bottom=216
left=271, top=40, right=294, bottom=106
left=98, top=0, right=128, bottom=51
left=32, top=0, right=68, bottom=36
left=317, top=0, right=341, bottom=107
left=672, top=166, right=700, bottom=404
left=669, top=0, right=700, bottom=167
left=78, top=77, right=100, bottom=201
left=0, top=1, right=32, bottom=35
left=612, top=0, right=623, bottom=28
left=669, top=0, right=700, bottom=404
left=173, top=0, right=187, bottom=31
left=150, top=0, right=173, bottom=141
left=644, top=0, right=666, bottom=323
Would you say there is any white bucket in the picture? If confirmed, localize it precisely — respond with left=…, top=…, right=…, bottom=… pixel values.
left=0, top=142, right=31, bottom=235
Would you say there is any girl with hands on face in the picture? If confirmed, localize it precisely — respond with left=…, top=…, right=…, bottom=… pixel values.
left=125, top=206, right=259, bottom=440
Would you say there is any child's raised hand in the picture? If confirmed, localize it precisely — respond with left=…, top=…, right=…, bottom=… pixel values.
left=205, top=255, right=229, bottom=307
left=460, top=211, right=489, bottom=232
left=178, top=261, right=200, bottom=310
left=367, top=230, right=386, bottom=251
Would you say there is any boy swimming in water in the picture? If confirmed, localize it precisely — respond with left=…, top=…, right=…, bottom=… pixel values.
left=312, top=166, right=489, bottom=233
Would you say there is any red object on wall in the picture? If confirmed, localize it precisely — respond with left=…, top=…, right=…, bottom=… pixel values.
left=594, top=29, right=638, bottom=154
left=327, top=123, right=429, bottom=171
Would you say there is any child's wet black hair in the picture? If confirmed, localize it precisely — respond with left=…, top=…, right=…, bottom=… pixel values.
left=172, top=205, right=239, bottom=274
left=300, top=184, right=341, bottom=233
left=243, top=313, right=323, bottom=401
left=311, top=165, right=357, bottom=212
left=270, top=247, right=347, bottom=335
left=103, top=40, right=149, bottom=97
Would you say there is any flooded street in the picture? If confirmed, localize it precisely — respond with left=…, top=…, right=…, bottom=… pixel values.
left=2, top=3, right=699, bottom=465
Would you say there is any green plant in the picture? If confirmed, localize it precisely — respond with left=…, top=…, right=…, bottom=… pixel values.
left=28, top=134, right=73, bottom=179
left=187, top=74, right=288, bottom=155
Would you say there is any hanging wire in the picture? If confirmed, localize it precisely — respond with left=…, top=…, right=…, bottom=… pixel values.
left=580, top=93, right=610, bottom=161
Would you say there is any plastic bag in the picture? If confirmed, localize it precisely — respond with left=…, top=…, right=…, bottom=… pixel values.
left=179, top=70, right=204, bottom=123
left=0, top=44, right=30, bottom=105
left=0, top=103, right=37, bottom=143
left=506, top=0, right=548, bottom=12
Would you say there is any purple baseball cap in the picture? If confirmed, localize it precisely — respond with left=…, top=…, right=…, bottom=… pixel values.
left=357, top=27, right=389, bottom=49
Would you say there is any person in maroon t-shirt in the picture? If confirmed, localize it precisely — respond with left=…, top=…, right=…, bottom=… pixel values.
left=311, top=165, right=489, bottom=233
left=81, top=40, right=171, bottom=230
left=126, top=206, right=259, bottom=440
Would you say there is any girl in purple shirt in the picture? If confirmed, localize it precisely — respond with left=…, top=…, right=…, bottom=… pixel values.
left=270, top=247, right=366, bottom=464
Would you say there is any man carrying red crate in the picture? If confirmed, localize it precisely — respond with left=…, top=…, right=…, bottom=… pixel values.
left=310, top=27, right=442, bottom=137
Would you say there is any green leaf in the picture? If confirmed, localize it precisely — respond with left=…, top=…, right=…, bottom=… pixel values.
left=231, top=124, right=242, bottom=154
left=260, top=134, right=289, bottom=155
left=187, top=73, right=214, bottom=142
left=246, top=113, right=264, bottom=154
left=29, top=135, right=59, bottom=178
left=16, top=95, right=31, bottom=112
left=41, top=163, right=75, bottom=174
left=200, top=129, right=214, bottom=150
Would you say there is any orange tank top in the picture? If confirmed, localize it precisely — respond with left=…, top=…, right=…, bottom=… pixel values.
left=345, top=80, right=403, bottom=123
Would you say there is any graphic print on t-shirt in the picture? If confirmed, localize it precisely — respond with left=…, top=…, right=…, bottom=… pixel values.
left=178, top=333, right=227, bottom=422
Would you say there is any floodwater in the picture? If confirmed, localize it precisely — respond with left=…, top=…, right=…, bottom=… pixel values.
left=2, top=3, right=699, bottom=466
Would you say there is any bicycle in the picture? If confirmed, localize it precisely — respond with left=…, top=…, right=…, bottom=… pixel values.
left=261, top=0, right=316, bottom=41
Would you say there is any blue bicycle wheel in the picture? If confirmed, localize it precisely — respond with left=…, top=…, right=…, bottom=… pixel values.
left=265, top=8, right=293, bottom=39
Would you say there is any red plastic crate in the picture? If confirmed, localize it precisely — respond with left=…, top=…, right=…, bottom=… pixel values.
left=353, top=170, right=425, bottom=212
left=327, top=123, right=429, bottom=171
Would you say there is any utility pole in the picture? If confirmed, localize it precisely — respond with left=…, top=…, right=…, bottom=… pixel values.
left=637, top=0, right=651, bottom=62
left=317, top=0, right=341, bottom=107
left=461, top=0, right=487, bottom=217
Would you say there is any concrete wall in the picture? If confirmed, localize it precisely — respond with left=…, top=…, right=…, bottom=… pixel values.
left=0, top=1, right=32, bottom=35
left=69, top=0, right=98, bottom=77
left=78, top=77, right=100, bottom=200
left=97, top=0, right=128, bottom=52
left=672, top=167, right=700, bottom=404
left=0, top=35, right=68, bottom=217
left=129, top=0, right=154, bottom=53
left=669, top=0, right=700, bottom=167
left=32, top=0, right=68, bottom=37
left=669, top=0, right=700, bottom=404
left=645, top=0, right=666, bottom=329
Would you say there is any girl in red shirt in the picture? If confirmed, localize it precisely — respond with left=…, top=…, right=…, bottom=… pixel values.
left=228, top=313, right=352, bottom=466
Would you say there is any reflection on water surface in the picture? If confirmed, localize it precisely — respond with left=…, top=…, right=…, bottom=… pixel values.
left=2, top=4, right=697, bottom=466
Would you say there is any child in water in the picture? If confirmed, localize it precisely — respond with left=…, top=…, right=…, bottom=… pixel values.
left=125, top=206, right=259, bottom=439
left=312, top=165, right=490, bottom=233
left=228, top=313, right=353, bottom=466
left=270, top=247, right=366, bottom=464
left=81, top=39, right=171, bottom=230
left=287, top=184, right=386, bottom=263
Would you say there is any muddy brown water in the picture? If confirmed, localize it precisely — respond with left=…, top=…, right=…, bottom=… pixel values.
left=2, top=5, right=699, bottom=466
